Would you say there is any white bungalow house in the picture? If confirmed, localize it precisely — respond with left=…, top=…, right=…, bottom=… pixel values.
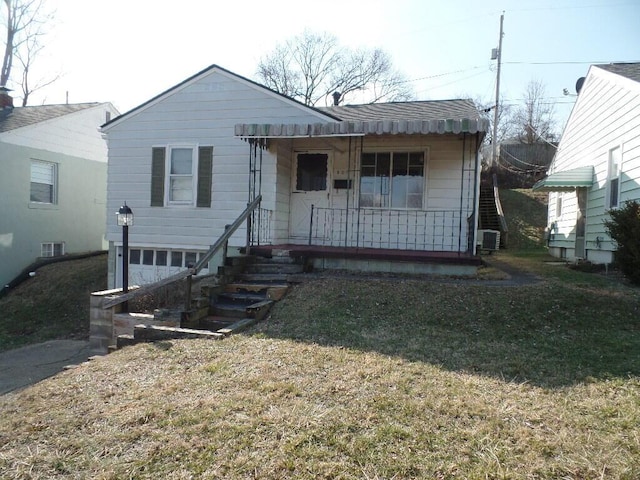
left=101, top=65, right=489, bottom=288
left=533, top=63, right=640, bottom=264
left=0, top=88, right=118, bottom=288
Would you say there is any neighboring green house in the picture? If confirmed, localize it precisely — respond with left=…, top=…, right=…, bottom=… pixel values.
left=0, top=89, right=119, bottom=288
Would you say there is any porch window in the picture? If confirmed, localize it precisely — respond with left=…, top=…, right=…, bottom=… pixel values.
left=607, top=146, right=621, bottom=209
left=359, top=151, right=424, bottom=209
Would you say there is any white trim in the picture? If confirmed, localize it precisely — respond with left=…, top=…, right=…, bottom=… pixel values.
left=358, top=148, right=428, bottom=210
left=606, top=144, right=622, bottom=209
left=165, top=144, right=198, bottom=206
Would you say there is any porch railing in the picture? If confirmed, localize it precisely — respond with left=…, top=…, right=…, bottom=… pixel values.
left=250, top=207, right=273, bottom=246
left=309, top=206, right=467, bottom=252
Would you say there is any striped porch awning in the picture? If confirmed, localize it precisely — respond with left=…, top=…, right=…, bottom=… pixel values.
left=532, top=166, right=594, bottom=192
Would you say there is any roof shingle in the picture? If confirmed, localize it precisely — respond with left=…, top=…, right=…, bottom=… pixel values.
left=596, top=62, right=640, bottom=83
left=0, top=103, right=99, bottom=133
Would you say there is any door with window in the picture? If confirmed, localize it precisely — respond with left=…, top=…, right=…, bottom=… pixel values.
left=290, top=152, right=331, bottom=239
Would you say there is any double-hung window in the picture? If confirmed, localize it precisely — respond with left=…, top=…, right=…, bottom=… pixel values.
left=30, top=160, right=57, bottom=204
left=168, top=147, right=195, bottom=204
left=607, top=146, right=621, bottom=209
left=151, top=145, right=213, bottom=207
left=359, top=151, right=424, bottom=209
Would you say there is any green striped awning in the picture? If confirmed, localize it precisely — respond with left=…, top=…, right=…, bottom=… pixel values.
left=532, top=166, right=594, bottom=192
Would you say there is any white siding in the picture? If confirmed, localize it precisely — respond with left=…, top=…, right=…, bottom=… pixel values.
left=547, top=66, right=640, bottom=262
left=104, top=68, right=333, bottom=251
left=1, top=103, right=117, bottom=161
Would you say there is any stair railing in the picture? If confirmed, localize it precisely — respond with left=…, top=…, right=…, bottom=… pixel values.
left=492, top=174, right=509, bottom=246
left=103, top=195, right=263, bottom=310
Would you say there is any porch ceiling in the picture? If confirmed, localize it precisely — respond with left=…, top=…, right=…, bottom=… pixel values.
left=235, top=118, right=489, bottom=139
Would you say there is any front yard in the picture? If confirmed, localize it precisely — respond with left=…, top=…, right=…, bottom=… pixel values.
left=0, top=252, right=638, bottom=479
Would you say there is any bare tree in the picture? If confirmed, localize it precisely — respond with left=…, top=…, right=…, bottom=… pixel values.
left=475, top=95, right=514, bottom=149
left=257, top=30, right=413, bottom=106
left=511, top=79, right=557, bottom=144
left=1, top=0, right=55, bottom=105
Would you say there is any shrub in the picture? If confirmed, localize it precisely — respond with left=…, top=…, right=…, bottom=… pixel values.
left=604, top=200, right=640, bottom=285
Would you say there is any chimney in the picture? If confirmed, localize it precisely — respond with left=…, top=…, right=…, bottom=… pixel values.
left=332, top=91, right=341, bottom=106
left=0, top=86, right=13, bottom=110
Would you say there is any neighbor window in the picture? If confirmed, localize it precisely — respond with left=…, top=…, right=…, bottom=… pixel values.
left=555, top=194, right=563, bottom=218
left=359, top=151, right=424, bottom=209
left=41, top=242, right=64, bottom=257
left=30, top=160, right=57, bottom=204
left=607, top=146, right=621, bottom=209
left=150, top=146, right=213, bottom=207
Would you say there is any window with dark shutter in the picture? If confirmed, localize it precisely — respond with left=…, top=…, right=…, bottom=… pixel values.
left=197, top=146, right=213, bottom=208
left=151, top=147, right=166, bottom=206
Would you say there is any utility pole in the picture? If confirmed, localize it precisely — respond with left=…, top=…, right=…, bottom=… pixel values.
left=491, top=12, right=504, bottom=166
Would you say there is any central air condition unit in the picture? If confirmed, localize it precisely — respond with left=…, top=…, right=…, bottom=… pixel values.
left=477, top=229, right=501, bottom=251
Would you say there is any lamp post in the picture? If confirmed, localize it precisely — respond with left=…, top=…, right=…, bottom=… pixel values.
left=116, top=203, right=134, bottom=310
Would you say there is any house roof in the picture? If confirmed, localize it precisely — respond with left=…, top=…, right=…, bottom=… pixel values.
left=235, top=99, right=489, bottom=138
left=595, top=62, right=640, bottom=83
left=532, top=166, right=594, bottom=192
left=0, top=103, right=100, bottom=133
left=321, top=99, right=481, bottom=121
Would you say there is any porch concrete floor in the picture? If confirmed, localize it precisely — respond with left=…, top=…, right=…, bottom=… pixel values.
left=249, top=244, right=481, bottom=266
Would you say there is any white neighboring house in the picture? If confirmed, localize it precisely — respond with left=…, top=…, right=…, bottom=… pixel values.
left=0, top=88, right=118, bottom=288
left=102, top=65, right=488, bottom=288
left=534, top=63, right=640, bottom=264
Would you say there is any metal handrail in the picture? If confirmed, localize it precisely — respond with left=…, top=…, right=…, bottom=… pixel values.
left=103, top=195, right=262, bottom=310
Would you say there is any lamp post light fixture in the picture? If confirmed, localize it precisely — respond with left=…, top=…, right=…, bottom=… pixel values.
left=116, top=203, right=134, bottom=300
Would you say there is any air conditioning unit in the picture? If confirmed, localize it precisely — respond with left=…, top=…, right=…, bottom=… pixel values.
left=477, top=229, right=501, bottom=251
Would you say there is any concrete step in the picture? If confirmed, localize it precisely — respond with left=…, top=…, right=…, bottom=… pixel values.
left=236, top=273, right=295, bottom=283
left=218, top=291, right=267, bottom=304
left=244, top=263, right=304, bottom=274
left=224, top=282, right=289, bottom=300
left=133, top=324, right=225, bottom=341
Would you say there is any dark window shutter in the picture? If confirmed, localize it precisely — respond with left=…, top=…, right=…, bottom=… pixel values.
left=151, top=147, right=166, bottom=206
left=197, top=146, right=213, bottom=207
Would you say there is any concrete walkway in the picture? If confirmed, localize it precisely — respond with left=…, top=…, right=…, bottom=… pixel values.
left=0, top=340, right=91, bottom=395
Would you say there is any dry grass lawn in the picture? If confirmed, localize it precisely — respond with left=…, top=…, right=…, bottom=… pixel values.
left=1, top=253, right=639, bottom=479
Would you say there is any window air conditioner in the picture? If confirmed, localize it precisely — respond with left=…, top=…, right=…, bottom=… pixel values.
left=477, top=229, right=500, bottom=251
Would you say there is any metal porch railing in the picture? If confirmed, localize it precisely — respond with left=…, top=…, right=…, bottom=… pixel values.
left=309, top=206, right=468, bottom=252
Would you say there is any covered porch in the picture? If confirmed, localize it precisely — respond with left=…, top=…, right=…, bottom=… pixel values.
left=236, top=101, right=489, bottom=274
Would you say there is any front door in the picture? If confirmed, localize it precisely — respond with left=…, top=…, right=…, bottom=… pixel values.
left=290, top=152, right=331, bottom=239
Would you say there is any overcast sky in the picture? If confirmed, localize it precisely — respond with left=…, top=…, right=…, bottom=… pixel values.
left=21, top=0, right=640, bottom=132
